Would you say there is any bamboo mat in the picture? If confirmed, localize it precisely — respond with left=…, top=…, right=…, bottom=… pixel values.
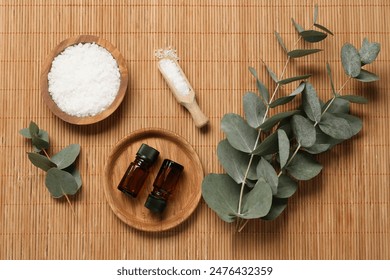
left=1, top=0, right=389, bottom=260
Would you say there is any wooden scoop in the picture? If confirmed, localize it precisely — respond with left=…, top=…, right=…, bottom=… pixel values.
left=157, top=57, right=209, bottom=128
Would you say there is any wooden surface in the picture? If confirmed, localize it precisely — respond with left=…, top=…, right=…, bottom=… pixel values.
left=0, top=0, right=389, bottom=259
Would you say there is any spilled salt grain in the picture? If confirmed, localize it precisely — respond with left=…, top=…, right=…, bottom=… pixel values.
left=48, top=43, right=120, bottom=117
left=158, top=59, right=190, bottom=96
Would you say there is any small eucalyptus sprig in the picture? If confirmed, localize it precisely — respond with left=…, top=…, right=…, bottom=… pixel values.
left=19, top=121, right=82, bottom=213
left=201, top=4, right=380, bottom=232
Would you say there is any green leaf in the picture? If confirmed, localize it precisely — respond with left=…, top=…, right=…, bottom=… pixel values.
left=217, top=139, right=257, bottom=184
left=275, top=174, right=298, bottom=198
left=261, top=60, right=278, bottom=83
left=274, top=31, right=288, bottom=53
left=338, top=95, right=368, bottom=104
left=261, top=197, right=288, bottom=220
left=334, top=113, right=363, bottom=136
left=278, top=129, right=290, bottom=169
left=354, top=69, right=379, bottom=82
left=243, top=92, right=266, bottom=129
left=291, top=18, right=304, bottom=33
left=252, top=131, right=279, bottom=156
left=201, top=174, right=240, bottom=222
left=256, top=78, right=270, bottom=105
left=51, top=144, right=81, bottom=170
left=314, top=23, right=334, bottom=35
left=259, top=110, right=299, bottom=131
left=269, top=96, right=295, bottom=108
left=303, top=127, right=332, bottom=154
left=291, top=115, right=316, bottom=148
left=221, top=114, right=258, bottom=153
left=29, top=121, right=39, bottom=137
left=301, top=30, right=327, bottom=43
left=286, top=152, right=322, bottom=180
left=27, top=152, right=57, bottom=171
left=359, top=38, right=380, bottom=65
left=19, top=128, right=32, bottom=139
left=318, top=112, right=353, bottom=140
left=248, top=66, right=258, bottom=79
left=303, top=82, right=322, bottom=123
left=242, top=178, right=273, bottom=219
left=324, top=97, right=350, bottom=114
left=63, top=164, right=83, bottom=190
left=313, top=4, right=318, bottom=24
left=277, top=74, right=311, bottom=85
left=326, top=63, right=336, bottom=96
left=256, top=158, right=278, bottom=195
left=32, top=136, right=49, bottom=151
left=290, top=82, right=306, bottom=96
left=45, top=168, right=79, bottom=198
left=341, top=43, right=361, bottom=78
left=288, top=49, right=322, bottom=58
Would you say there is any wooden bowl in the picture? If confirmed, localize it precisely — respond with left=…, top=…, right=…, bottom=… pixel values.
left=40, top=35, right=128, bottom=125
left=104, top=128, right=204, bottom=232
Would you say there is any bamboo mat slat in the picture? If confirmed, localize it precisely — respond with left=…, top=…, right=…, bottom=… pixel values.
left=1, top=0, right=389, bottom=259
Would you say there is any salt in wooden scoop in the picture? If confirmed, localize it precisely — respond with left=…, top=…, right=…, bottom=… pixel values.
left=155, top=48, right=209, bottom=128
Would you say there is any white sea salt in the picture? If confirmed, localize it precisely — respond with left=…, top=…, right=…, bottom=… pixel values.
left=48, top=43, right=120, bottom=117
left=158, top=59, right=190, bottom=96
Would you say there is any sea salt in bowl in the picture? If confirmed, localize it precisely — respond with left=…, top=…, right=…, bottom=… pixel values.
left=40, top=35, right=128, bottom=125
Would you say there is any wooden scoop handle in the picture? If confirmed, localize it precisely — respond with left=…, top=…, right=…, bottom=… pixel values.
left=182, top=99, right=209, bottom=128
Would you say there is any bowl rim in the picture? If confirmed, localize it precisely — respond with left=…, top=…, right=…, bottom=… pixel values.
left=40, top=35, right=129, bottom=125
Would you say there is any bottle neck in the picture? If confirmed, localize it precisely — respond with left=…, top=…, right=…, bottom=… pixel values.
left=134, top=155, right=153, bottom=168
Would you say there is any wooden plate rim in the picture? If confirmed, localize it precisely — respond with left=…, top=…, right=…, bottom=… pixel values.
left=103, top=128, right=204, bottom=232
left=40, top=35, right=129, bottom=125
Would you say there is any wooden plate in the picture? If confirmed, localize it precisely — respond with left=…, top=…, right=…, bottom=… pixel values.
left=103, top=128, right=204, bottom=231
left=40, top=35, right=128, bottom=125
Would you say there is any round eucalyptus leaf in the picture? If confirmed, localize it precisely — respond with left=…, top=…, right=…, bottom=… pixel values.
left=252, top=130, right=278, bottom=156
left=19, top=128, right=32, bottom=139
left=242, top=178, right=273, bottom=219
left=256, top=157, right=278, bottom=195
left=51, top=144, right=81, bottom=170
left=359, top=38, right=380, bottom=65
left=303, top=82, right=322, bottom=123
left=354, top=69, right=379, bottom=83
left=291, top=115, right=316, bottom=148
left=27, top=152, right=56, bottom=171
left=319, top=112, right=353, bottom=140
left=275, top=174, right=298, bottom=198
left=243, top=92, right=266, bottom=129
left=278, top=129, right=290, bottom=169
left=286, top=152, right=322, bottom=181
left=261, top=197, right=288, bottom=221
left=341, top=43, right=361, bottom=78
left=45, top=168, right=79, bottom=198
left=259, top=110, right=299, bottom=131
left=29, top=121, right=39, bottom=137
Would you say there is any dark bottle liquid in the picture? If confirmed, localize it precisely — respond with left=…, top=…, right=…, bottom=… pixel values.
left=144, top=159, right=184, bottom=213
left=117, top=143, right=159, bottom=198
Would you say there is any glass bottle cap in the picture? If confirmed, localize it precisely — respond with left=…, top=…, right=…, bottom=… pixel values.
left=137, top=143, right=159, bottom=163
left=144, top=195, right=167, bottom=213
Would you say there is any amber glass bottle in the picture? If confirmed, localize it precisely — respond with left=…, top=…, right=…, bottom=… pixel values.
left=144, top=159, right=184, bottom=213
left=117, top=143, right=159, bottom=198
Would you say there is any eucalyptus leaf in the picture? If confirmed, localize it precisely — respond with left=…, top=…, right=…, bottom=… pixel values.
left=248, top=66, right=258, bottom=79
left=27, top=152, right=57, bottom=171
left=242, top=178, right=273, bottom=219
left=29, top=121, right=39, bottom=137
left=286, top=152, right=322, bottom=180
left=275, top=174, right=298, bottom=198
left=274, top=31, right=288, bottom=53
left=291, top=18, right=304, bottom=33
left=288, top=49, right=322, bottom=58
left=256, top=158, right=278, bottom=195
left=303, top=127, right=332, bottom=154
left=64, top=164, right=83, bottom=189
left=318, top=112, right=353, bottom=140
left=291, top=115, right=316, bottom=148
left=314, top=23, right=334, bottom=35
left=269, top=96, right=295, bottom=108
left=51, top=144, right=81, bottom=170
left=252, top=131, right=279, bottom=156
left=341, top=43, right=361, bottom=77
left=301, top=30, right=327, bottom=43
left=303, top=82, right=322, bottom=123
left=313, top=4, right=318, bottom=24
left=277, top=74, right=311, bottom=85
left=261, top=197, right=288, bottom=220
left=359, top=38, right=380, bottom=65
left=259, top=110, right=299, bottom=131
left=19, top=128, right=32, bottom=139
left=354, top=69, right=379, bottom=82
left=32, top=136, right=49, bottom=151
left=338, top=95, right=368, bottom=104
left=278, top=129, right=290, bottom=169
left=261, top=60, right=278, bottom=83
left=45, top=168, right=79, bottom=198
left=201, top=174, right=240, bottom=222
left=221, top=114, right=258, bottom=153
left=290, top=82, right=306, bottom=96
left=323, top=97, right=350, bottom=114
left=256, top=78, right=270, bottom=105
left=243, top=92, right=266, bottom=129
left=217, top=139, right=257, bottom=184
left=326, top=63, right=336, bottom=96
left=334, top=113, right=362, bottom=136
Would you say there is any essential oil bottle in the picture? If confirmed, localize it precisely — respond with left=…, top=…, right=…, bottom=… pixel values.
left=144, top=159, right=184, bottom=213
left=117, top=143, right=159, bottom=198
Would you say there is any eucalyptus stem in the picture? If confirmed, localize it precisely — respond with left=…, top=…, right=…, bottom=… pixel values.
left=279, top=76, right=352, bottom=177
